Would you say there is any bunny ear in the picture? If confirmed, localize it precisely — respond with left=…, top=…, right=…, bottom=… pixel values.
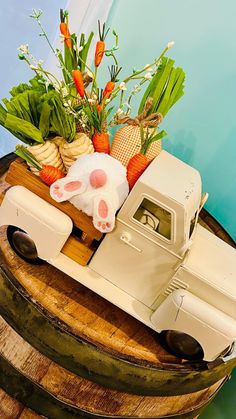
left=50, top=177, right=86, bottom=202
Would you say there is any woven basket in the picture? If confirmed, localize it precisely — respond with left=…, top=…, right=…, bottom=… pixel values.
left=111, top=125, right=162, bottom=167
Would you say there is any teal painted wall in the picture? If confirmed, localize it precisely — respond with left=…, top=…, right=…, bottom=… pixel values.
left=107, top=0, right=236, bottom=241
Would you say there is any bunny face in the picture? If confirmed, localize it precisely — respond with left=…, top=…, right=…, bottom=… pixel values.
left=50, top=153, right=129, bottom=233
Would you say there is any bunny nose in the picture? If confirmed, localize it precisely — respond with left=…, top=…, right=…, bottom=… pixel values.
left=89, top=169, right=107, bottom=188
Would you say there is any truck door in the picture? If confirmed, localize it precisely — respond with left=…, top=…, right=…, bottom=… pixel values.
left=89, top=195, right=179, bottom=308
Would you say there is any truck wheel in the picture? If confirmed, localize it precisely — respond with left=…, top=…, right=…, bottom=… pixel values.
left=7, top=226, right=43, bottom=265
left=160, top=330, right=204, bottom=361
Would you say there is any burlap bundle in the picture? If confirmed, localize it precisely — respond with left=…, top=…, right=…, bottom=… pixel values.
left=111, top=98, right=163, bottom=167
left=59, top=132, right=94, bottom=171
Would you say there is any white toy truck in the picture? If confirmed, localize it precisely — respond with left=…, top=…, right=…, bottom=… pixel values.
left=1, top=150, right=236, bottom=362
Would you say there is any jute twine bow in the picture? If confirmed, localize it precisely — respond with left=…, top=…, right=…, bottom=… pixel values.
left=116, top=98, right=163, bottom=128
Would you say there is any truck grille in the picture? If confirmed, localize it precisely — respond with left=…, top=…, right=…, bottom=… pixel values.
left=163, top=278, right=189, bottom=296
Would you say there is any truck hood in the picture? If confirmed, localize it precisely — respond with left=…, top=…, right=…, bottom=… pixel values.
left=183, top=224, right=236, bottom=299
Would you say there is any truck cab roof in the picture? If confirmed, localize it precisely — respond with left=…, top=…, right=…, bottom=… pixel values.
left=139, top=150, right=202, bottom=215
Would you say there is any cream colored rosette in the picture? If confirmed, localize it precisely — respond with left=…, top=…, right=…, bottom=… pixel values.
left=27, top=140, right=65, bottom=175
left=59, top=132, right=94, bottom=171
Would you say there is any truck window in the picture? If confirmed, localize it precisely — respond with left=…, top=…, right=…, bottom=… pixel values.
left=133, top=198, right=171, bottom=240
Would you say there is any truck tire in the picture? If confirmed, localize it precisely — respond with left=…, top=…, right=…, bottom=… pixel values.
left=160, top=330, right=204, bottom=361
left=7, top=226, right=43, bottom=265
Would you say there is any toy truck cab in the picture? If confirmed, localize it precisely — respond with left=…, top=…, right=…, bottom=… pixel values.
left=1, top=150, right=236, bottom=362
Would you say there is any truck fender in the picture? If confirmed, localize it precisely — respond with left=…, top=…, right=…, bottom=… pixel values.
left=0, top=186, right=73, bottom=260
left=151, top=289, right=236, bottom=362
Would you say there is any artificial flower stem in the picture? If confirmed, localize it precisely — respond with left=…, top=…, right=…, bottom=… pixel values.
left=110, top=45, right=169, bottom=101
left=32, top=11, right=73, bottom=82
left=91, top=66, right=98, bottom=94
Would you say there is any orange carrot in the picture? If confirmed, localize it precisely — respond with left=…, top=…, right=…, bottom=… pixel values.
left=126, top=153, right=149, bottom=190
left=103, top=66, right=121, bottom=98
left=60, top=22, right=72, bottom=48
left=96, top=103, right=103, bottom=113
left=92, top=131, right=110, bottom=154
left=72, top=70, right=85, bottom=98
left=39, top=165, right=65, bottom=186
left=15, top=145, right=65, bottom=186
left=102, top=81, right=115, bottom=99
left=95, top=40, right=105, bottom=67
left=94, top=21, right=109, bottom=67
left=126, top=125, right=167, bottom=190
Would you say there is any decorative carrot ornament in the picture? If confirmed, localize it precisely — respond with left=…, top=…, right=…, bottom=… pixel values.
left=60, top=9, right=72, bottom=49
left=72, top=69, right=85, bottom=98
left=85, top=89, right=110, bottom=154
left=15, top=145, right=65, bottom=186
left=127, top=125, right=167, bottom=190
left=92, top=131, right=110, bottom=154
left=95, top=21, right=109, bottom=67
left=103, top=65, right=122, bottom=99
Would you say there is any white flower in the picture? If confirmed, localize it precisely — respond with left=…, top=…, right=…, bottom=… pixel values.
left=29, top=65, right=38, bottom=70
left=61, top=86, right=69, bottom=97
left=119, top=81, right=127, bottom=91
left=144, top=72, right=152, bottom=80
left=131, top=84, right=141, bottom=95
left=17, top=44, right=29, bottom=54
left=64, top=100, right=71, bottom=108
left=123, top=102, right=131, bottom=110
left=116, top=108, right=124, bottom=116
left=144, top=64, right=153, bottom=72
left=78, top=46, right=83, bottom=52
left=105, top=98, right=111, bottom=104
left=87, top=71, right=94, bottom=80
left=167, top=41, right=175, bottom=49
left=87, top=98, right=96, bottom=104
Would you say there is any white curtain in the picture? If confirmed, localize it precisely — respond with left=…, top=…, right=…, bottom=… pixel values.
left=45, top=0, right=113, bottom=76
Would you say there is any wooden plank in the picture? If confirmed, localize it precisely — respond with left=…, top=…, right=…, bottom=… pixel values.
left=61, top=234, right=94, bottom=266
left=0, top=388, right=42, bottom=419
left=5, top=158, right=102, bottom=241
left=0, top=178, right=10, bottom=205
left=0, top=316, right=227, bottom=419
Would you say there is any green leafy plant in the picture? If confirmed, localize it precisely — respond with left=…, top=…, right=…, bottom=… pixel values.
left=139, top=57, right=185, bottom=117
left=0, top=77, right=76, bottom=145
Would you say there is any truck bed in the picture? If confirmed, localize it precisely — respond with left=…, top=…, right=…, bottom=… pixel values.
left=3, top=158, right=103, bottom=266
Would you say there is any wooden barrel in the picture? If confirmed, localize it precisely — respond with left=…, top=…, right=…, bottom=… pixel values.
left=0, top=153, right=235, bottom=418
left=0, top=316, right=227, bottom=419
left=0, top=387, right=41, bottom=419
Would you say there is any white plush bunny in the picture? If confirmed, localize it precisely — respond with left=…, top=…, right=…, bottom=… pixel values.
left=50, top=153, right=129, bottom=233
